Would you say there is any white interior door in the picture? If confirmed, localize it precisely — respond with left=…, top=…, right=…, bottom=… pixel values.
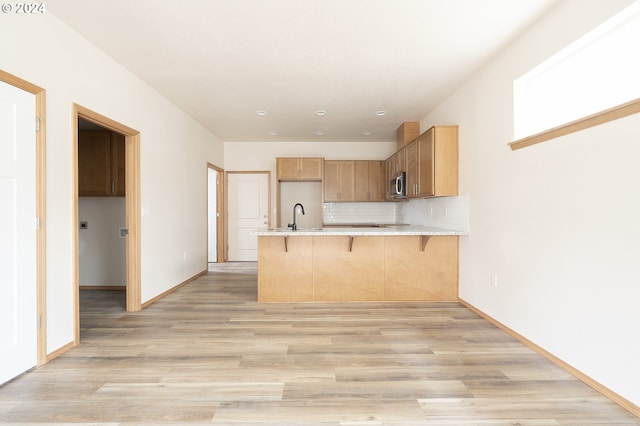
left=227, top=173, right=269, bottom=261
left=0, top=81, right=37, bottom=384
left=207, top=168, right=218, bottom=263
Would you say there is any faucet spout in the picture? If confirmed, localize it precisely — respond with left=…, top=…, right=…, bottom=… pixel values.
left=287, top=203, right=305, bottom=231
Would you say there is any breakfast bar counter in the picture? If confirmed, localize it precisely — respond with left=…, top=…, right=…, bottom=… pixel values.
left=256, top=226, right=466, bottom=303
left=255, top=225, right=467, bottom=237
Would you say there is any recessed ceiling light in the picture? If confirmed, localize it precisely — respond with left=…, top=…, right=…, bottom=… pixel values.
left=268, top=130, right=278, bottom=136
left=255, top=110, right=268, bottom=116
left=375, top=110, right=386, bottom=116
left=315, top=110, right=327, bottom=116
left=315, top=130, right=325, bottom=136
left=362, top=131, right=372, bottom=136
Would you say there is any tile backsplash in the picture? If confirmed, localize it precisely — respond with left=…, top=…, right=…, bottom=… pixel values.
left=402, top=195, right=469, bottom=232
left=323, top=195, right=469, bottom=232
left=323, top=202, right=401, bottom=225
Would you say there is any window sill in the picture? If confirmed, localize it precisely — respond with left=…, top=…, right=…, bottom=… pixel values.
left=509, top=97, right=640, bottom=151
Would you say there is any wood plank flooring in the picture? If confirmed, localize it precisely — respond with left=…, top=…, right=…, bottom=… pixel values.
left=0, top=263, right=638, bottom=425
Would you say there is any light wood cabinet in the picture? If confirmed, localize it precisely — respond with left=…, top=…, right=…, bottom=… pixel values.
left=405, top=140, right=418, bottom=197
left=385, top=149, right=406, bottom=200
left=78, top=130, right=125, bottom=196
left=388, top=148, right=405, bottom=176
left=276, top=157, right=323, bottom=181
left=323, top=160, right=355, bottom=202
left=396, top=122, right=420, bottom=150
left=416, top=128, right=435, bottom=197
left=354, top=160, right=385, bottom=201
left=402, top=125, right=458, bottom=198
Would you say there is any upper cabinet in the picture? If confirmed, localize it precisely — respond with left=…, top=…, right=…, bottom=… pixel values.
left=355, top=160, right=385, bottom=202
left=387, top=148, right=405, bottom=177
left=324, top=160, right=355, bottom=202
left=396, top=122, right=420, bottom=150
left=78, top=130, right=125, bottom=197
left=403, top=125, right=458, bottom=198
left=324, top=160, right=385, bottom=202
left=277, top=157, right=324, bottom=181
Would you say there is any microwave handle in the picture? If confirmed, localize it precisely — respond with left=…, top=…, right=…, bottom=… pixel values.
left=396, top=177, right=403, bottom=195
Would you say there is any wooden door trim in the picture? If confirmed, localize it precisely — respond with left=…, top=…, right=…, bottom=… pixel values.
left=0, top=70, right=47, bottom=366
left=207, top=163, right=225, bottom=264
left=72, top=104, right=142, bottom=345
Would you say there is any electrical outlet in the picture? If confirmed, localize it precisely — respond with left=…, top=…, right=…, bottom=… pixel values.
left=492, top=273, right=498, bottom=287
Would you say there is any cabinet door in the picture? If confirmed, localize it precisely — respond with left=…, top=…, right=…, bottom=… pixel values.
left=416, top=128, right=435, bottom=197
left=404, top=140, right=418, bottom=197
left=397, top=148, right=406, bottom=173
left=355, top=160, right=384, bottom=201
left=277, top=157, right=323, bottom=181
left=324, top=160, right=355, bottom=201
left=299, top=158, right=323, bottom=180
left=323, top=160, right=339, bottom=201
left=389, top=152, right=398, bottom=175
left=384, top=158, right=392, bottom=200
left=338, top=161, right=355, bottom=201
left=354, top=161, right=369, bottom=201
left=276, top=158, right=301, bottom=180
left=111, top=132, right=126, bottom=196
left=78, top=130, right=111, bottom=196
left=368, top=161, right=385, bottom=201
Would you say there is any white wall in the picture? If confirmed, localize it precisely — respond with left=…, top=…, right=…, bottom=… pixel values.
left=78, top=197, right=125, bottom=286
left=224, top=141, right=396, bottom=225
left=422, top=0, right=640, bottom=406
left=280, top=182, right=323, bottom=229
left=1, top=13, right=224, bottom=353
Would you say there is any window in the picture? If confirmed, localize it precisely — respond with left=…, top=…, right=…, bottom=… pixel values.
left=514, top=1, right=640, bottom=140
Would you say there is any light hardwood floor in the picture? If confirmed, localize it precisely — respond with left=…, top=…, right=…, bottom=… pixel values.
left=0, top=264, right=638, bottom=425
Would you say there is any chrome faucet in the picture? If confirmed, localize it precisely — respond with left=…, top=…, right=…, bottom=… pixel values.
left=287, top=203, right=305, bottom=231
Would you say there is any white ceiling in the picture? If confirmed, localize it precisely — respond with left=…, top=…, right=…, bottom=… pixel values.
left=49, top=0, right=559, bottom=143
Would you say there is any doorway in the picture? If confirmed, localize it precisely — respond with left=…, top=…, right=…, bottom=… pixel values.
left=77, top=118, right=127, bottom=310
left=72, top=104, right=141, bottom=344
left=207, top=163, right=224, bottom=265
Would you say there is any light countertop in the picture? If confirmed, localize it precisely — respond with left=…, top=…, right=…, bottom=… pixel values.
left=255, top=225, right=467, bottom=236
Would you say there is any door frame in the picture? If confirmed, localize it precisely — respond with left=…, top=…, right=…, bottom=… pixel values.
left=0, top=70, right=47, bottom=365
left=72, top=104, right=141, bottom=343
left=207, top=163, right=225, bottom=263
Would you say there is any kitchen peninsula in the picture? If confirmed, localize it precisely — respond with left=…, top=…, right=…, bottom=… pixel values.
left=259, top=124, right=463, bottom=303
left=256, top=225, right=465, bottom=302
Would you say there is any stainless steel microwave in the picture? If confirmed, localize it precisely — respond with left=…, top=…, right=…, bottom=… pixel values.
left=389, top=171, right=406, bottom=199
